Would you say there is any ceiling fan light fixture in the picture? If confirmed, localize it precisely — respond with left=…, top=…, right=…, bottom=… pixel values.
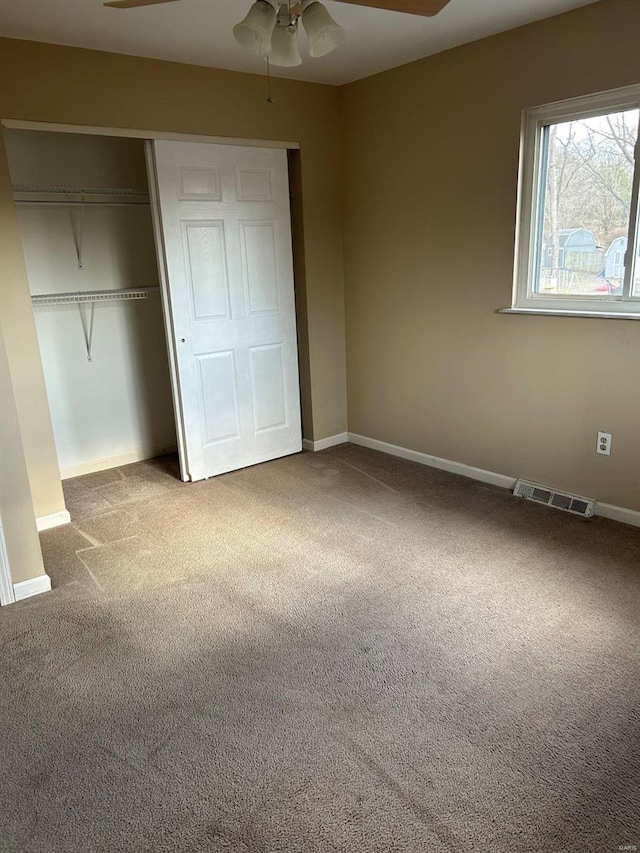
left=301, top=1, right=346, bottom=58
left=232, top=0, right=277, bottom=57
left=269, top=21, right=303, bottom=67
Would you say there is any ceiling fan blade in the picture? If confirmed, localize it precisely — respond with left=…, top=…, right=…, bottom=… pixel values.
left=104, top=0, right=180, bottom=8
left=335, top=0, right=451, bottom=16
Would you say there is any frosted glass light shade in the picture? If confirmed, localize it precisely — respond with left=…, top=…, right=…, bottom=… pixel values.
left=233, top=0, right=277, bottom=57
left=269, top=23, right=302, bottom=67
left=301, top=1, right=346, bottom=58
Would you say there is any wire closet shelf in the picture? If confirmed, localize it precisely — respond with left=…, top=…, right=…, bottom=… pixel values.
left=31, top=288, right=161, bottom=307
left=12, top=184, right=151, bottom=206
left=17, top=183, right=160, bottom=359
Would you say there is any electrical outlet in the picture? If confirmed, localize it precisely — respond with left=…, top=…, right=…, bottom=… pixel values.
left=597, top=431, right=612, bottom=456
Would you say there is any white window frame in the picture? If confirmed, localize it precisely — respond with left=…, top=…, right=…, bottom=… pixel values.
left=508, top=84, right=640, bottom=319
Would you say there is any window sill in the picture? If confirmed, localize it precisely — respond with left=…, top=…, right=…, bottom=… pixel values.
left=498, top=307, right=640, bottom=320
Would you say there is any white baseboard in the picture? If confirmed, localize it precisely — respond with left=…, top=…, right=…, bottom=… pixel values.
left=60, top=444, right=177, bottom=480
left=347, top=432, right=639, bottom=529
left=347, top=432, right=516, bottom=489
left=13, top=573, right=52, bottom=602
left=36, top=510, right=71, bottom=532
left=593, top=501, right=640, bottom=528
left=302, top=433, right=349, bottom=453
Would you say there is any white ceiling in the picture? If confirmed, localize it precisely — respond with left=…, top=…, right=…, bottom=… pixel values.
left=0, top=0, right=601, bottom=86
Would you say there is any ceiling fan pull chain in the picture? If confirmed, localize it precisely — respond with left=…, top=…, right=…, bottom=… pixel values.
left=266, top=57, right=273, bottom=103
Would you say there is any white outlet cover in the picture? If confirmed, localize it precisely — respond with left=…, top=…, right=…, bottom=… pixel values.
left=597, top=431, right=612, bottom=456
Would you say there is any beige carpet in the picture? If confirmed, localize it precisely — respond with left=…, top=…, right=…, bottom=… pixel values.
left=1, top=444, right=639, bottom=852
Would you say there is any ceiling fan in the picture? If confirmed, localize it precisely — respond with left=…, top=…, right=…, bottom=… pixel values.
left=103, top=0, right=451, bottom=15
left=104, top=0, right=453, bottom=67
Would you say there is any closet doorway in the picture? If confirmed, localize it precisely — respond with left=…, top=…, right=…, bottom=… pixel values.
left=5, top=127, right=302, bottom=490
left=6, top=130, right=177, bottom=482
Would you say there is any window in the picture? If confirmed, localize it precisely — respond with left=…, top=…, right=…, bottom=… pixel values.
left=511, top=85, right=640, bottom=318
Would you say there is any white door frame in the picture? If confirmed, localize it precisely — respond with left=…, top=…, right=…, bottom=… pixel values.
left=1, top=118, right=302, bottom=487
left=1, top=119, right=299, bottom=151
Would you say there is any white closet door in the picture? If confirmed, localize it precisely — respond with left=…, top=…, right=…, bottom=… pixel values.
left=151, top=141, right=301, bottom=482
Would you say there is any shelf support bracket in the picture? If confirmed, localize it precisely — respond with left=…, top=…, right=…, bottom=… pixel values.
left=78, top=301, right=95, bottom=362
left=72, top=197, right=85, bottom=269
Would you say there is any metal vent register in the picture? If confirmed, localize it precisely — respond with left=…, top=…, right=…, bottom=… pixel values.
left=514, top=480, right=595, bottom=518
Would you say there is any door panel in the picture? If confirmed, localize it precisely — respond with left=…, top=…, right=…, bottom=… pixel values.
left=179, top=167, right=221, bottom=200
left=197, top=350, right=241, bottom=444
left=151, top=141, right=301, bottom=481
left=241, top=221, right=280, bottom=315
left=235, top=167, right=274, bottom=201
left=184, top=221, right=231, bottom=321
left=250, top=344, right=287, bottom=432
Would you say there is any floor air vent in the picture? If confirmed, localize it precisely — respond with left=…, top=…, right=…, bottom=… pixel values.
left=513, top=480, right=595, bottom=518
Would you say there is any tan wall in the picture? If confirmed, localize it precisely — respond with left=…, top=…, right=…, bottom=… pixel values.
left=0, top=38, right=348, bottom=525
left=0, top=129, right=66, bottom=521
left=0, top=325, right=46, bottom=587
left=341, top=0, right=640, bottom=512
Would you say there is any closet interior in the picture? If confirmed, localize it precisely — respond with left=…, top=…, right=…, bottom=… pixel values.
left=5, top=130, right=177, bottom=480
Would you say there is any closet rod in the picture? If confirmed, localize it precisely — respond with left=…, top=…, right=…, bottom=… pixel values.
left=31, top=287, right=161, bottom=306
